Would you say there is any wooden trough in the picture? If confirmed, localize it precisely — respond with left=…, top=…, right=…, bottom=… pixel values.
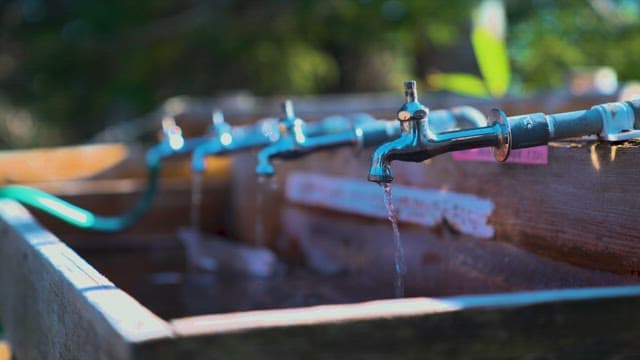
left=3, top=92, right=640, bottom=358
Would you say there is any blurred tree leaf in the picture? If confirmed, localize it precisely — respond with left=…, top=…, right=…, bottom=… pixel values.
left=11, top=1, right=640, bottom=147
left=471, top=27, right=510, bottom=97
left=427, top=73, right=490, bottom=98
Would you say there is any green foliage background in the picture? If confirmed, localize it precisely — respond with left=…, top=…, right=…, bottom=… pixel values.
left=0, top=0, right=639, bottom=146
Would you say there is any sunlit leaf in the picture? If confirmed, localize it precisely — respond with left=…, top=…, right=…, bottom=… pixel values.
left=427, top=73, right=490, bottom=98
left=471, top=27, right=510, bottom=97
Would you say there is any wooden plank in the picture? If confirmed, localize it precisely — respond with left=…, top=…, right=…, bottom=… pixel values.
left=3, top=171, right=640, bottom=358
left=33, top=176, right=232, bottom=245
left=0, top=142, right=232, bottom=184
left=0, top=143, right=129, bottom=184
left=135, top=287, right=640, bottom=359
left=0, top=340, right=9, bottom=360
left=0, top=200, right=173, bottom=359
left=233, top=140, right=640, bottom=276
left=417, top=141, right=640, bottom=275
left=0, top=141, right=233, bottom=246
left=276, top=204, right=636, bottom=297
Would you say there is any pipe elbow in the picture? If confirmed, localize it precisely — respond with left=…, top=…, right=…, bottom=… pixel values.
left=451, top=106, right=488, bottom=128
left=191, top=142, right=220, bottom=173
left=256, top=147, right=277, bottom=177
left=145, top=143, right=171, bottom=168
left=191, top=143, right=210, bottom=173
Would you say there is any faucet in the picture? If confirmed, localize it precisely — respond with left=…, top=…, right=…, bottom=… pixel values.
left=255, top=100, right=402, bottom=177
left=254, top=98, right=488, bottom=177
left=146, top=117, right=190, bottom=165
left=368, top=80, right=640, bottom=184
left=191, top=101, right=369, bottom=173
left=191, top=110, right=281, bottom=173
left=147, top=114, right=247, bottom=167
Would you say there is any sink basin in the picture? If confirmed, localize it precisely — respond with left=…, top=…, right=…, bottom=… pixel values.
left=2, top=138, right=640, bottom=359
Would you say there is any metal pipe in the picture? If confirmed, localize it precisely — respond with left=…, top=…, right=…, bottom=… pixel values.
left=368, top=80, right=640, bottom=184
left=255, top=100, right=485, bottom=178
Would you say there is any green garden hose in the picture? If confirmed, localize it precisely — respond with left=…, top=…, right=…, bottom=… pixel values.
left=0, top=158, right=160, bottom=232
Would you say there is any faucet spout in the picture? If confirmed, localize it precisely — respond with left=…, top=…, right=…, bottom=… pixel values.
left=255, top=100, right=307, bottom=177
left=191, top=141, right=224, bottom=173
left=367, top=134, right=414, bottom=183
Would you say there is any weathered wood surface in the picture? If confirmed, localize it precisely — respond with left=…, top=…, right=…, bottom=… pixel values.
left=136, top=288, right=640, bottom=359
left=277, top=204, right=637, bottom=297
left=4, top=200, right=640, bottom=359
left=0, top=141, right=232, bottom=185
left=0, top=143, right=231, bottom=185
left=0, top=340, right=9, bottom=360
left=410, top=141, right=640, bottom=275
left=36, top=176, right=231, bottom=246
left=0, top=143, right=129, bottom=184
left=230, top=139, right=640, bottom=276
left=0, top=143, right=233, bottom=245
left=0, top=200, right=173, bottom=359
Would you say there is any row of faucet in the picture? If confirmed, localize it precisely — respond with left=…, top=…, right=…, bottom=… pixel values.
left=157, top=80, right=640, bottom=184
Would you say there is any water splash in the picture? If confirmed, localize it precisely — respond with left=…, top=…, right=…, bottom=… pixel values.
left=383, top=183, right=407, bottom=298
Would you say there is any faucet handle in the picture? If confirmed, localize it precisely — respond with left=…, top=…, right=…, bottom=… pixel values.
left=279, top=100, right=298, bottom=126
left=254, top=117, right=281, bottom=142
left=161, top=116, right=178, bottom=135
left=397, top=80, right=429, bottom=122
left=282, top=100, right=295, bottom=120
left=278, top=100, right=306, bottom=136
left=209, top=110, right=232, bottom=136
left=160, top=116, right=184, bottom=150
left=404, top=80, right=417, bottom=102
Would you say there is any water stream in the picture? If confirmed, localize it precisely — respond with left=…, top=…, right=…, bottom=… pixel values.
left=190, top=172, right=203, bottom=231
left=383, top=183, right=407, bottom=298
left=182, top=172, right=218, bottom=271
left=255, top=176, right=279, bottom=246
left=255, top=177, right=266, bottom=246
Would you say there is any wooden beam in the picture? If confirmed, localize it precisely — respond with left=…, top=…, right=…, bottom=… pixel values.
left=135, top=287, right=640, bottom=359
left=0, top=200, right=173, bottom=359
left=236, top=140, right=640, bottom=276
left=0, top=144, right=129, bottom=185
left=4, top=197, right=640, bottom=358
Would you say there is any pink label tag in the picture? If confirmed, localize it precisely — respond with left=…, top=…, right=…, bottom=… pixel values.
left=452, top=146, right=548, bottom=165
